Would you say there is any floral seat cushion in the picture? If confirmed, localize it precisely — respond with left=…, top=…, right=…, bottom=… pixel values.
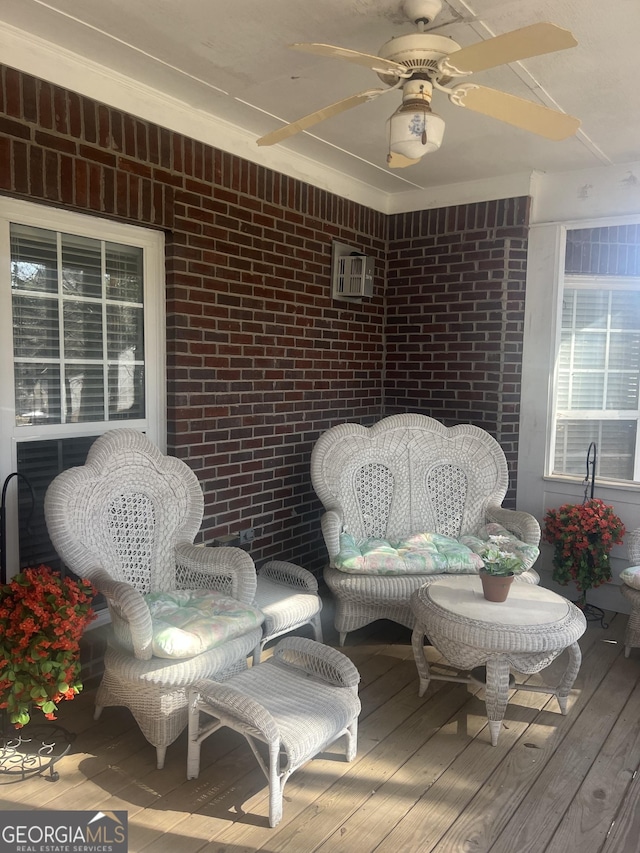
left=334, top=532, right=483, bottom=575
left=334, top=523, right=538, bottom=576
left=620, top=566, right=640, bottom=590
left=144, top=590, right=264, bottom=659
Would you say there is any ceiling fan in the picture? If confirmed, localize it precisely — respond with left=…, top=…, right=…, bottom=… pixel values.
left=256, top=0, right=581, bottom=169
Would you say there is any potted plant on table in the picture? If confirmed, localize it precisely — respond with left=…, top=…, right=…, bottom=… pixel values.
left=542, top=498, right=626, bottom=611
left=478, top=535, right=527, bottom=602
left=0, top=565, right=96, bottom=728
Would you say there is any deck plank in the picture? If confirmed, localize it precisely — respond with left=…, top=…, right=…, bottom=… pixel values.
left=1, top=605, right=638, bottom=853
left=544, top=669, right=640, bottom=852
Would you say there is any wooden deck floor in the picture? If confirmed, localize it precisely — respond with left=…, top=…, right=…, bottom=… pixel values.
left=2, top=600, right=640, bottom=853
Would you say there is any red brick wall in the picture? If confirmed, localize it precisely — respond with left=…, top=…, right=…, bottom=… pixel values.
left=0, top=65, right=386, bottom=572
left=1, top=64, right=532, bottom=559
left=386, top=198, right=531, bottom=505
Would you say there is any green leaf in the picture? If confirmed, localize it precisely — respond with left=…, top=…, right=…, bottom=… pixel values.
left=10, top=709, right=31, bottom=725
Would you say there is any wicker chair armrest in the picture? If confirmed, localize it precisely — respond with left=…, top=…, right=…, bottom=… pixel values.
left=97, top=575, right=153, bottom=660
left=628, top=528, right=640, bottom=564
left=321, top=508, right=344, bottom=565
left=191, top=679, right=279, bottom=743
left=485, top=505, right=541, bottom=547
left=258, top=560, right=319, bottom=592
left=273, top=637, right=360, bottom=691
left=175, top=543, right=257, bottom=604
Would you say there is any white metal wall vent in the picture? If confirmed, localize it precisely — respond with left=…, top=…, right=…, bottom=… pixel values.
left=331, top=240, right=374, bottom=299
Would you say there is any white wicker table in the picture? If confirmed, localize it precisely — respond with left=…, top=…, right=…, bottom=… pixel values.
left=410, top=576, right=587, bottom=745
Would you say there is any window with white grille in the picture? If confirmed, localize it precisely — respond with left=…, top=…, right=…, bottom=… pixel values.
left=552, top=276, right=640, bottom=481
left=0, top=199, right=166, bottom=579
left=11, top=225, right=146, bottom=426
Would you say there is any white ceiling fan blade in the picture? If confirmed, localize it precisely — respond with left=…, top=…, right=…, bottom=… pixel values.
left=450, top=84, right=581, bottom=140
left=439, top=22, right=577, bottom=76
left=387, top=152, right=422, bottom=169
left=257, top=89, right=388, bottom=147
left=291, top=43, right=409, bottom=78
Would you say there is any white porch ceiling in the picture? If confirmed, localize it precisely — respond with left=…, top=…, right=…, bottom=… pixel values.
left=1, top=0, right=639, bottom=214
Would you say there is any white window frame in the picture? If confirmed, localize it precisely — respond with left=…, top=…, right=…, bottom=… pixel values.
left=551, top=274, right=640, bottom=482
left=0, top=198, right=166, bottom=579
left=517, top=215, right=640, bottom=606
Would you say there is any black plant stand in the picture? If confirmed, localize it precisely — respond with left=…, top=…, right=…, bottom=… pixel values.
left=574, top=593, right=609, bottom=629
left=0, top=716, right=74, bottom=783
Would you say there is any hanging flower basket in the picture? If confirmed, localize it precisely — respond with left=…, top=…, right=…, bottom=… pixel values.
left=0, top=565, right=96, bottom=728
left=542, top=498, right=626, bottom=596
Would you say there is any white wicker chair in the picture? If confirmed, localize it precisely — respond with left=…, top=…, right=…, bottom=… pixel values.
left=311, top=414, right=541, bottom=644
left=621, top=527, right=640, bottom=657
left=44, top=429, right=264, bottom=769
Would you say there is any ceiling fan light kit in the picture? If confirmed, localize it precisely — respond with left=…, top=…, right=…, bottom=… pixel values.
left=387, top=79, right=445, bottom=158
left=257, top=0, right=581, bottom=168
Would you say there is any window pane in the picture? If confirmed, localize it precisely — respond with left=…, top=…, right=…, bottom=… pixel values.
left=554, top=419, right=636, bottom=480
left=599, top=421, right=637, bottom=479
left=106, top=243, right=143, bottom=302
left=570, top=373, right=604, bottom=409
left=107, top=304, right=144, bottom=359
left=609, top=332, right=640, bottom=370
left=65, top=364, right=105, bottom=422
left=62, top=233, right=102, bottom=298
left=611, top=290, right=640, bottom=330
left=606, top=373, right=639, bottom=410
left=63, top=300, right=103, bottom=359
left=10, top=224, right=58, bottom=293
left=14, top=364, right=61, bottom=425
left=12, top=295, right=59, bottom=359
left=108, top=363, right=145, bottom=419
left=574, top=331, right=606, bottom=368
left=574, top=290, right=609, bottom=327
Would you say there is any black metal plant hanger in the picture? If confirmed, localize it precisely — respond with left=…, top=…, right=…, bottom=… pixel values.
left=579, top=442, right=608, bottom=629
left=1, top=471, right=36, bottom=587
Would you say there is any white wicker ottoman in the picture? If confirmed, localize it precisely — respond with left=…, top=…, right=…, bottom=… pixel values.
left=187, top=637, right=361, bottom=827
left=253, top=560, right=323, bottom=664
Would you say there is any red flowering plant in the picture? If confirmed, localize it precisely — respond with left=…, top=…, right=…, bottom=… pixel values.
left=543, top=498, right=626, bottom=596
left=0, top=565, right=96, bottom=728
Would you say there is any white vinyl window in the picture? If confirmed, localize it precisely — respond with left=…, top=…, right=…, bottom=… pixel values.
left=11, top=225, right=147, bottom=426
left=552, top=275, right=640, bottom=482
left=0, top=199, right=166, bottom=579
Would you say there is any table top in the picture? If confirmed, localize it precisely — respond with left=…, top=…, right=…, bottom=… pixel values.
left=411, top=576, right=587, bottom=652
left=429, top=576, right=569, bottom=626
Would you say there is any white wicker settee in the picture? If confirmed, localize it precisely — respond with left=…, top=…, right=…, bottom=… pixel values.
left=311, top=414, right=541, bottom=644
